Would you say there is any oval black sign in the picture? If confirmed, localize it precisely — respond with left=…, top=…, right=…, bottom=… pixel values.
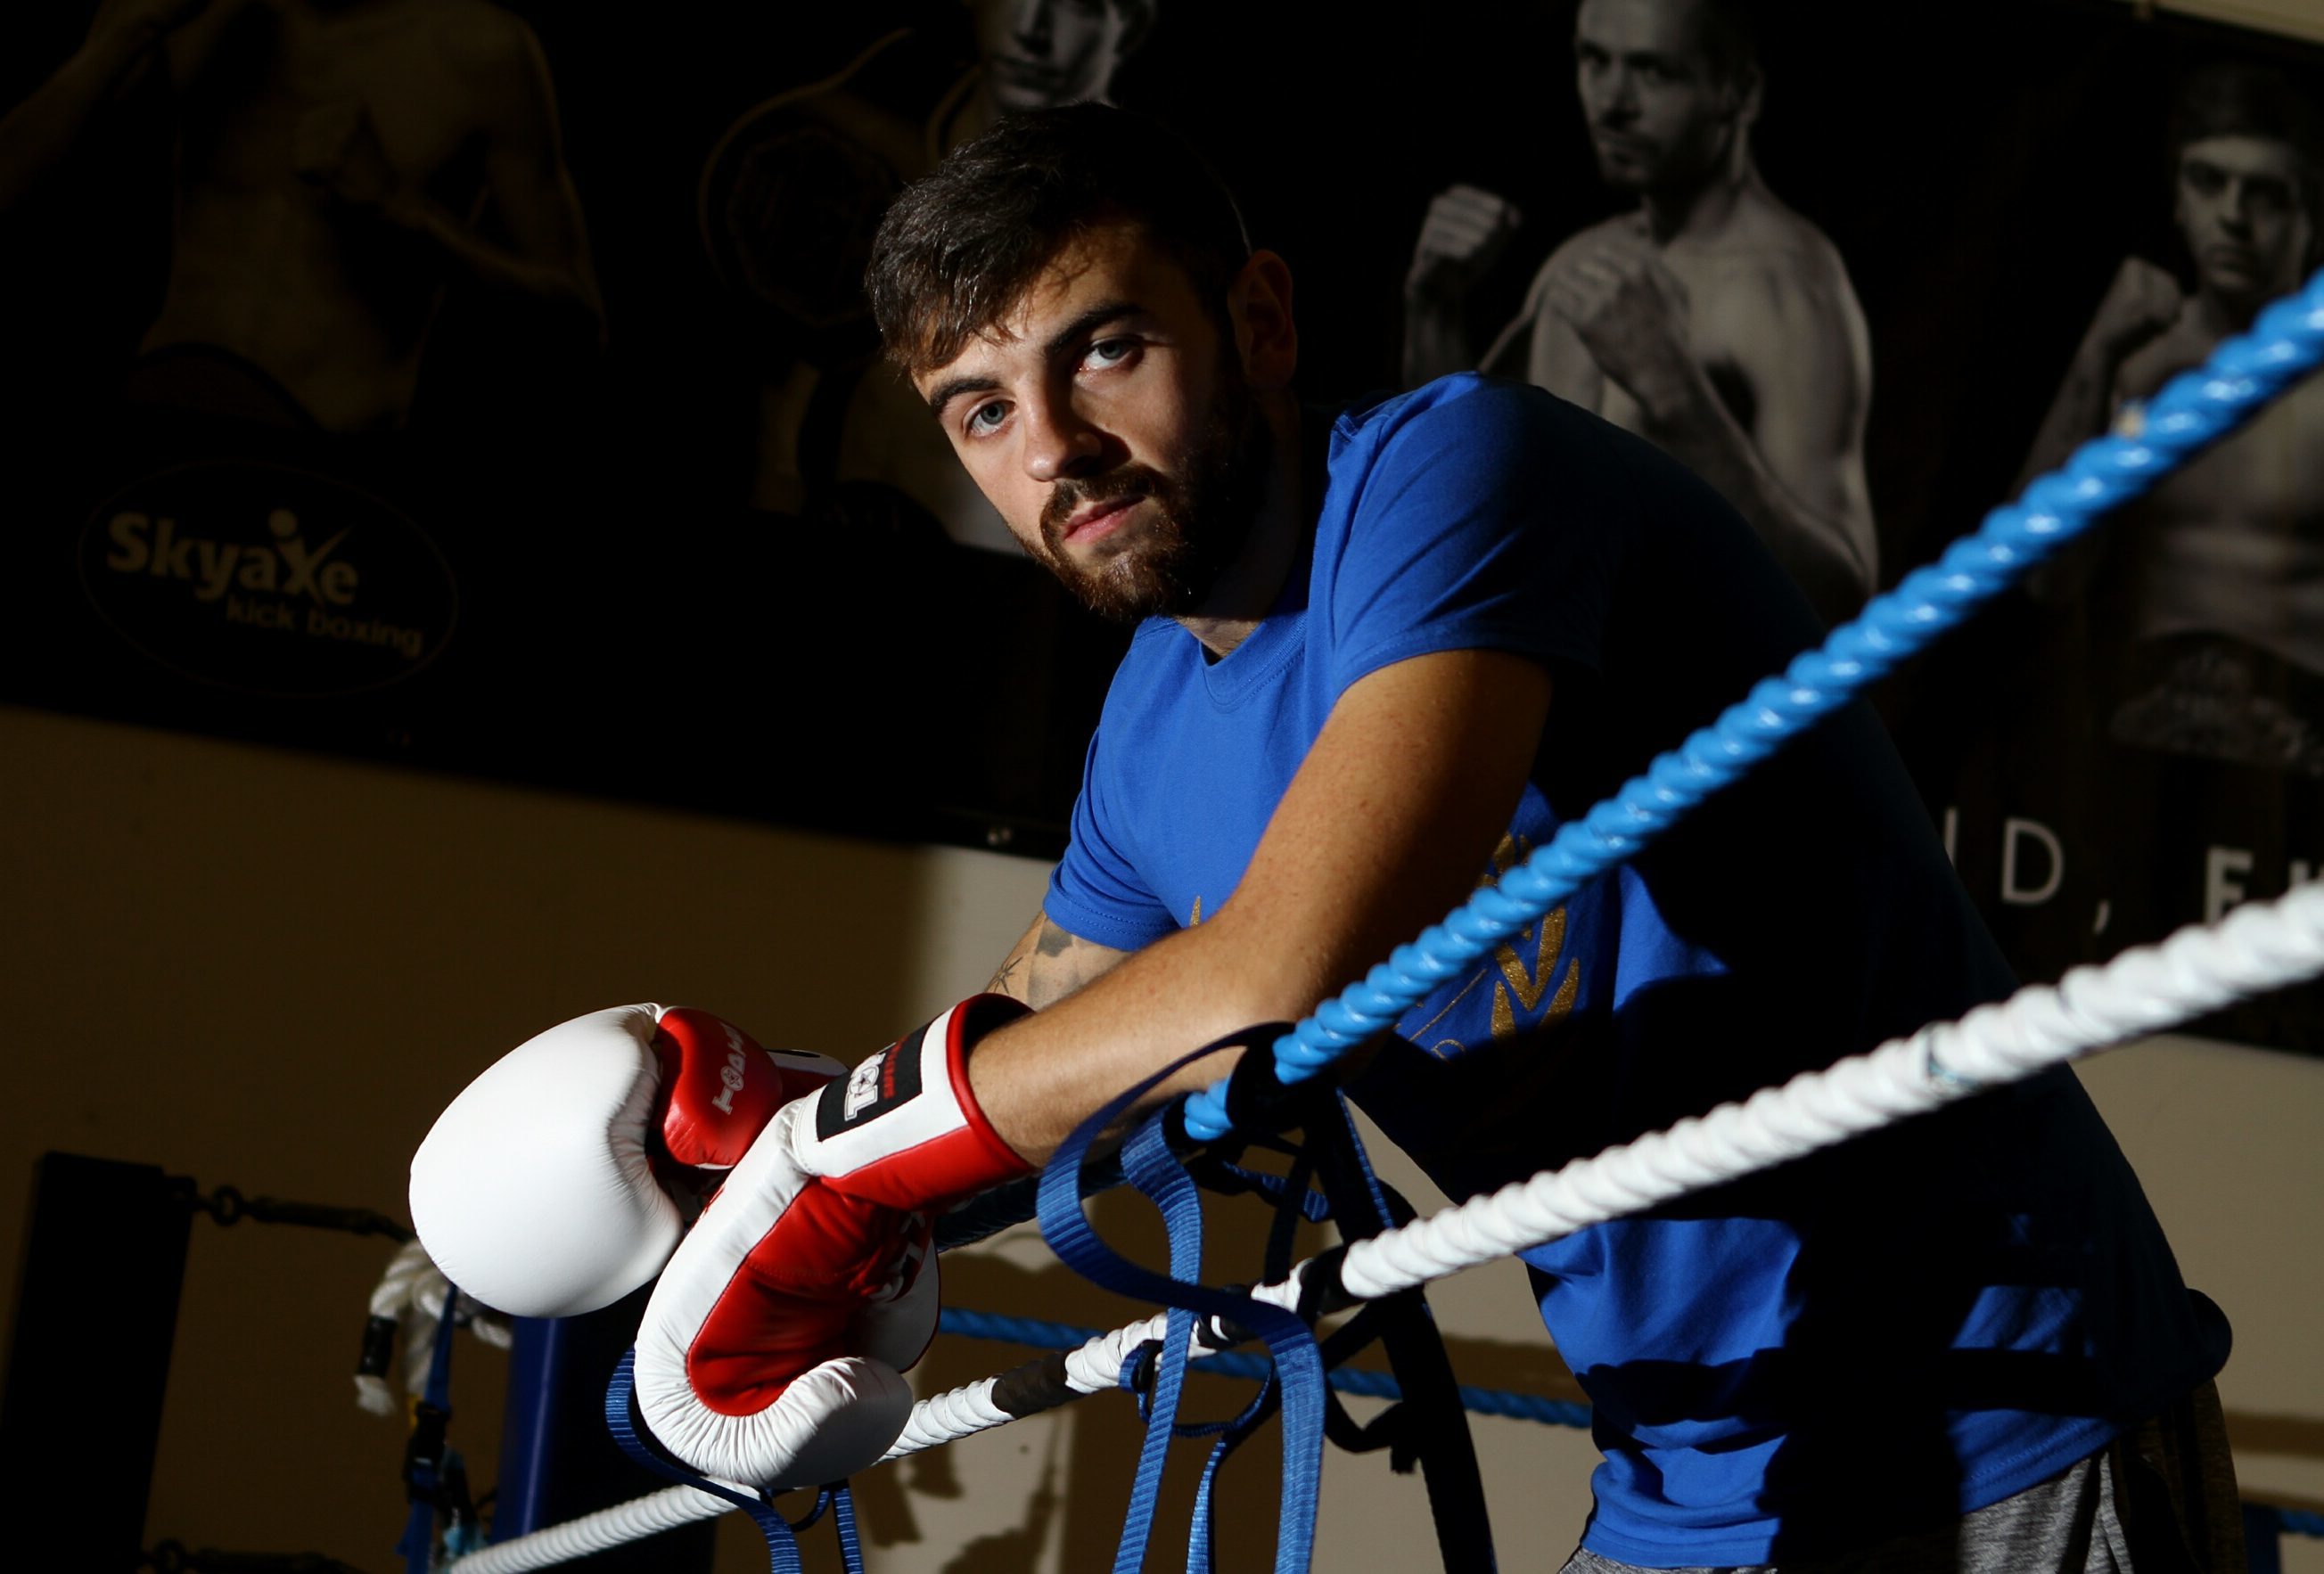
left=78, top=461, right=459, bottom=697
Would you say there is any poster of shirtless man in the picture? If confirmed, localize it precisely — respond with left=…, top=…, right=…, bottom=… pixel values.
left=2018, top=61, right=2323, bottom=779
left=1401, top=0, right=1876, bottom=627
left=0, top=0, right=603, bottom=434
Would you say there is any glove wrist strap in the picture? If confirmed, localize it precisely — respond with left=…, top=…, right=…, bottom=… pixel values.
left=802, top=995, right=1031, bottom=1209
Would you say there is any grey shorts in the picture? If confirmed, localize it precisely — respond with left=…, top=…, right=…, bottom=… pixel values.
left=1560, top=1381, right=2244, bottom=1574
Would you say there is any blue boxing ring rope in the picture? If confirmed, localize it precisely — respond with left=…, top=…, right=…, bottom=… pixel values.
left=439, top=266, right=2324, bottom=1573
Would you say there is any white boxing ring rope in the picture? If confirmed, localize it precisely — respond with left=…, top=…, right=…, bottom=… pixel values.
left=447, top=881, right=2324, bottom=1574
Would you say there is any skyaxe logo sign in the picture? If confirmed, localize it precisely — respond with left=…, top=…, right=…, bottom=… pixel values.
left=105, top=510, right=358, bottom=611
left=78, top=461, right=458, bottom=696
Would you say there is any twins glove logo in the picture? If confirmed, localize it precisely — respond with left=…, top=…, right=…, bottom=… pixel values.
left=842, top=1053, right=887, bottom=1121
left=839, top=1039, right=921, bottom=1125
left=710, top=1022, right=751, bottom=1114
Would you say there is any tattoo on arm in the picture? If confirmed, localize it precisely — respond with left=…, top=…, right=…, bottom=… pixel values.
left=988, top=950, right=1026, bottom=998
left=987, top=916, right=1124, bottom=1009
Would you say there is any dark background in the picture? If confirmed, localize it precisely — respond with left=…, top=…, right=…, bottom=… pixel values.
left=3, top=0, right=2316, bottom=1045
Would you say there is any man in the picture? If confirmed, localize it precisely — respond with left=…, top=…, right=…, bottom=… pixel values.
left=827, top=0, right=1156, bottom=553
left=965, top=0, right=1154, bottom=135
left=840, top=103, right=2241, bottom=1571
left=0, top=0, right=603, bottom=432
left=1402, top=0, right=1876, bottom=626
left=722, top=0, right=1154, bottom=537
left=2018, top=61, right=2324, bottom=775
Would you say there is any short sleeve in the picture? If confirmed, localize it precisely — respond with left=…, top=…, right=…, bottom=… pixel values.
left=1320, top=380, right=1623, bottom=701
left=1043, top=725, right=1178, bottom=952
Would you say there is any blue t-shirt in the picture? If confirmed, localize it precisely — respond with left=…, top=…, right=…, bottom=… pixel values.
left=1044, top=375, right=2229, bottom=1565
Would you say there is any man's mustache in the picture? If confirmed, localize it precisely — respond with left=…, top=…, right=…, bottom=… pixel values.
left=1041, top=468, right=1162, bottom=538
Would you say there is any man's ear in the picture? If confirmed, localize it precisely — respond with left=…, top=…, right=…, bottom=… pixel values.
left=1229, top=250, right=1297, bottom=391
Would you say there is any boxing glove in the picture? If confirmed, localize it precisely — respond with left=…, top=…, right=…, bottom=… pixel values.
left=632, top=995, right=1034, bottom=1487
left=408, top=1004, right=842, bottom=1320
left=788, top=993, right=1032, bottom=1207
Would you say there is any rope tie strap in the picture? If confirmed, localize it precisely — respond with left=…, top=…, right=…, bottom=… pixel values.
left=395, top=1274, right=473, bottom=1573
left=1036, top=1049, right=1330, bottom=1574
left=606, top=1349, right=800, bottom=1573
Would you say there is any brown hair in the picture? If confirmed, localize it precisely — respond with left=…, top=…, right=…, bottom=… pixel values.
left=866, top=103, right=1251, bottom=377
left=2167, top=61, right=2321, bottom=220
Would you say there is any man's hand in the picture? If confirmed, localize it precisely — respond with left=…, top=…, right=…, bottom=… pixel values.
left=1405, top=184, right=1524, bottom=302
left=1542, top=228, right=1696, bottom=417
left=634, top=996, right=1034, bottom=1486
left=2084, top=257, right=2184, bottom=359
left=97, top=0, right=272, bottom=87
left=633, top=1099, right=940, bottom=1488
left=1402, top=184, right=1523, bottom=386
left=103, top=0, right=215, bottom=48
left=2014, top=254, right=2189, bottom=519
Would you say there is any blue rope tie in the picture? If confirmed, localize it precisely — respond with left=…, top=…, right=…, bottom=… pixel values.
left=1180, top=266, right=2324, bottom=1143
left=2274, top=1506, right=2324, bottom=1539
left=936, top=1306, right=1594, bottom=1431
left=1105, top=1118, right=1205, bottom=1574
left=395, top=1275, right=464, bottom=1574
left=1037, top=1059, right=1328, bottom=1574
left=604, top=1348, right=809, bottom=1573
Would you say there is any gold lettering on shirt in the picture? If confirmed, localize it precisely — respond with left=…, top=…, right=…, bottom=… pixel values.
left=1487, top=832, right=1525, bottom=881
left=1484, top=832, right=1579, bottom=1040
left=1491, top=906, right=1581, bottom=1039
left=1400, top=832, right=1583, bottom=1053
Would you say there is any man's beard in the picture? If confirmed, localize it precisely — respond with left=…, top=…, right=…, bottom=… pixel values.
left=1592, top=115, right=1731, bottom=198
left=1031, top=372, right=1272, bottom=624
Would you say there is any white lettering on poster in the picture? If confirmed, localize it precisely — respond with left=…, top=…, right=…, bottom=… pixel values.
left=103, top=509, right=357, bottom=606
left=2000, top=816, right=2064, bottom=906
left=2205, top=846, right=2254, bottom=922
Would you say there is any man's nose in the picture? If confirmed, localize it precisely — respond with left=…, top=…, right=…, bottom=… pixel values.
left=2220, top=180, right=2254, bottom=234
left=1022, top=396, right=1103, bottom=483
left=1596, top=66, right=1638, bottom=119
left=1011, top=0, right=1053, bottom=50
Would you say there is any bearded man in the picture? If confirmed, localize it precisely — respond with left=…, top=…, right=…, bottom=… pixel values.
left=816, top=102, right=2244, bottom=1572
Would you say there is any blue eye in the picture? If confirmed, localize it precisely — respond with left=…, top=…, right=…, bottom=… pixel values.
left=965, top=400, right=1009, bottom=435
left=1085, top=338, right=1134, bottom=369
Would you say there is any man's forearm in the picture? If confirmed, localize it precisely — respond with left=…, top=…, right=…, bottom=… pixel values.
left=398, top=198, right=604, bottom=341
left=1639, top=370, right=1873, bottom=623
left=964, top=650, right=1553, bottom=1166
left=2015, top=339, right=2125, bottom=496
left=2014, top=338, right=2134, bottom=603
left=1401, top=291, right=1474, bottom=388
left=0, top=25, right=165, bottom=211
left=984, top=914, right=1125, bottom=1010
left=967, top=915, right=1297, bottom=1164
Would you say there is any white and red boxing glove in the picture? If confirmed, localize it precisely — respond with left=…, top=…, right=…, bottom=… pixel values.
left=409, top=1004, right=842, bottom=1319
left=787, top=994, right=1033, bottom=1208
left=632, top=994, right=1034, bottom=1487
